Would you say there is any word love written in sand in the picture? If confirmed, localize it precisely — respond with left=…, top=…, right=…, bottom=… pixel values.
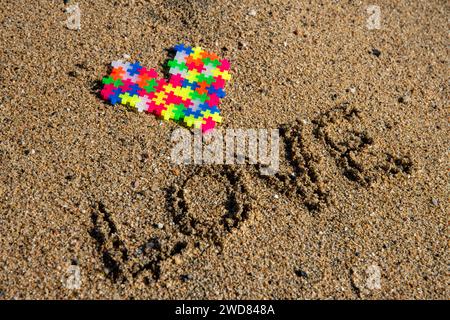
left=100, top=44, right=231, bottom=133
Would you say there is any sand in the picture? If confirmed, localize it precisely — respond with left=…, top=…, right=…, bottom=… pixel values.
left=0, top=0, right=448, bottom=299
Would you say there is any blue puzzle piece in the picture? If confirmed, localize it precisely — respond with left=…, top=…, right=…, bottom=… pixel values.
left=183, top=108, right=203, bottom=118
left=198, top=103, right=221, bottom=115
left=182, top=79, right=199, bottom=90
left=174, top=44, right=193, bottom=55
left=128, top=83, right=141, bottom=96
left=208, top=105, right=221, bottom=114
left=198, top=102, right=211, bottom=112
left=128, top=61, right=143, bottom=76
left=109, top=88, right=122, bottom=105
left=207, top=86, right=226, bottom=98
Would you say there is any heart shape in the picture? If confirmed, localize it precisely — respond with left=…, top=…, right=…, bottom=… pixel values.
left=100, top=44, right=231, bottom=133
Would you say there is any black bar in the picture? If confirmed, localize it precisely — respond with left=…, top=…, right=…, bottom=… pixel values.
left=0, top=300, right=445, bottom=319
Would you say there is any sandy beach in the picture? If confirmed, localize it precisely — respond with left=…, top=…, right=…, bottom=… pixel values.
left=0, top=0, right=448, bottom=299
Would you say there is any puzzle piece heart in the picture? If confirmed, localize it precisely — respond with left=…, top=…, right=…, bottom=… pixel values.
left=100, top=44, right=231, bottom=133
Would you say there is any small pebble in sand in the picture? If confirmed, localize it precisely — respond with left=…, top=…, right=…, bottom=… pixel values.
left=248, top=9, right=257, bottom=17
left=274, top=194, right=279, bottom=199
left=348, top=86, right=356, bottom=94
left=294, top=269, right=308, bottom=278
left=68, top=70, right=78, bottom=78
left=398, top=92, right=411, bottom=104
left=146, top=239, right=158, bottom=250
left=138, top=152, right=149, bottom=162
left=238, top=41, right=248, bottom=50
left=370, top=48, right=381, bottom=57
left=156, top=223, right=164, bottom=229
left=431, top=198, right=439, bottom=206
left=180, top=274, right=192, bottom=282
left=122, top=53, right=131, bottom=60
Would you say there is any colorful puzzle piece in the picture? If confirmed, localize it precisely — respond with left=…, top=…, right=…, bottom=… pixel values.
left=100, top=44, right=231, bottom=133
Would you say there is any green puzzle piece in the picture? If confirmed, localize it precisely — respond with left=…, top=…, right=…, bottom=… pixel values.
left=202, top=57, right=220, bottom=68
left=102, top=76, right=113, bottom=85
left=102, top=76, right=123, bottom=87
left=172, top=104, right=186, bottom=121
left=143, top=78, right=158, bottom=93
left=168, top=59, right=188, bottom=71
left=196, top=74, right=215, bottom=85
left=189, top=91, right=208, bottom=103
